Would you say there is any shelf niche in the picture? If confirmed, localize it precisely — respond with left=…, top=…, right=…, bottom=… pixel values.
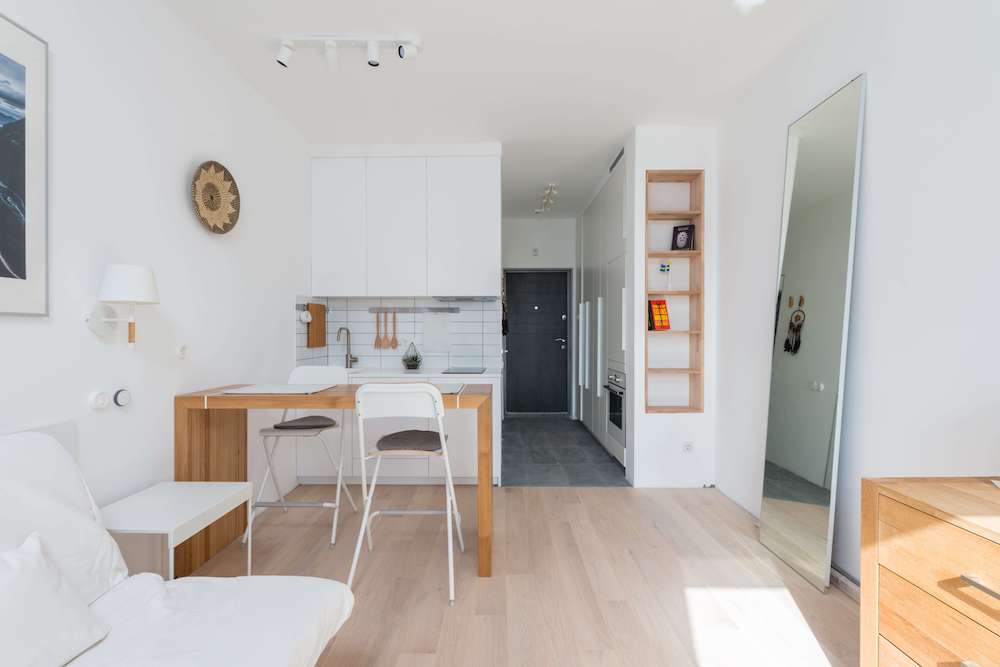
left=645, top=169, right=705, bottom=414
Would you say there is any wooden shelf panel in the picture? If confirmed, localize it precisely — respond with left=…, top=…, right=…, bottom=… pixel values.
left=644, top=169, right=705, bottom=418
left=648, top=368, right=703, bottom=375
left=646, top=405, right=705, bottom=414
left=647, top=290, right=701, bottom=297
left=647, top=171, right=702, bottom=183
left=648, top=250, right=702, bottom=258
left=647, top=211, right=702, bottom=221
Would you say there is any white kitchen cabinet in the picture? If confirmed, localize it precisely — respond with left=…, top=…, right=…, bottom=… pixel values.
left=429, top=410, right=478, bottom=479
left=365, top=157, right=428, bottom=296
left=605, top=253, right=626, bottom=366
left=427, top=156, right=502, bottom=296
left=311, top=159, right=366, bottom=296
left=579, top=157, right=626, bottom=445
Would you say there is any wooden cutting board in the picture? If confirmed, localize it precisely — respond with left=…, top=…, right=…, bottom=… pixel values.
left=307, top=302, right=327, bottom=348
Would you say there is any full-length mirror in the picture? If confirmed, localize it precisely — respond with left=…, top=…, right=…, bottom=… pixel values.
left=759, top=76, right=865, bottom=591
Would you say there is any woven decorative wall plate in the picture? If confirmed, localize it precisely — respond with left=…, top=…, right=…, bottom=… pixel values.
left=191, top=160, right=240, bottom=234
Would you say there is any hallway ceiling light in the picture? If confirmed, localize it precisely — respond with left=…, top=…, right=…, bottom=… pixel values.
left=534, top=183, right=558, bottom=214
left=274, top=33, right=420, bottom=71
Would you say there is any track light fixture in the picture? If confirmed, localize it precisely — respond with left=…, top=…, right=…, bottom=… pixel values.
left=274, top=33, right=420, bottom=71
left=397, top=43, right=419, bottom=60
left=323, top=41, right=338, bottom=71
left=276, top=40, right=294, bottom=67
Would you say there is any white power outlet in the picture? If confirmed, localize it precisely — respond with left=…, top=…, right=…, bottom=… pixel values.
left=682, top=441, right=694, bottom=453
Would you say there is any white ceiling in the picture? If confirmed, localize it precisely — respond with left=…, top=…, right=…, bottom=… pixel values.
left=165, top=0, right=834, bottom=218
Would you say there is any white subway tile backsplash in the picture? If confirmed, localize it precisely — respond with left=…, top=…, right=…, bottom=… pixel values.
left=298, top=296, right=502, bottom=370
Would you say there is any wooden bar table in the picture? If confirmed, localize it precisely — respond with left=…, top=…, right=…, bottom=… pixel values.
left=173, top=383, right=493, bottom=578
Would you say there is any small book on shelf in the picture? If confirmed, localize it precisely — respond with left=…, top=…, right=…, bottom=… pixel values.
left=647, top=299, right=670, bottom=331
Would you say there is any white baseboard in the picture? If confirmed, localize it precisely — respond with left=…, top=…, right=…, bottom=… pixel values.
left=830, top=567, right=860, bottom=602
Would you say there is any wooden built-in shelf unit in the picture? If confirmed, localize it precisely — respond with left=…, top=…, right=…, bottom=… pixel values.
left=645, top=170, right=704, bottom=413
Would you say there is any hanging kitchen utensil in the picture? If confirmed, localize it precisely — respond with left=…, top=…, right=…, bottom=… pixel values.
left=391, top=310, right=399, bottom=349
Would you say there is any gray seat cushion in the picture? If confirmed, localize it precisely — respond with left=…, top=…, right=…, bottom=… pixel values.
left=273, top=415, right=337, bottom=430
left=376, top=429, right=443, bottom=452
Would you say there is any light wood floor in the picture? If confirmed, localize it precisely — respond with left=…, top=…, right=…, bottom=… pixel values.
left=195, top=484, right=859, bottom=666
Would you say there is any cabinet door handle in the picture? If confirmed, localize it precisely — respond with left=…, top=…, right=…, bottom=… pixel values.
left=596, top=297, right=604, bottom=399
left=961, top=573, right=1000, bottom=601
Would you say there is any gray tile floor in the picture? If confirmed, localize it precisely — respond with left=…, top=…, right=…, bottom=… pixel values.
left=762, top=460, right=830, bottom=506
left=501, top=415, right=628, bottom=487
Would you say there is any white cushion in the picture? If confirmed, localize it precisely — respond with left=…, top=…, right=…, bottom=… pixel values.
left=0, top=533, right=109, bottom=667
left=72, top=573, right=355, bottom=666
left=0, top=433, right=128, bottom=604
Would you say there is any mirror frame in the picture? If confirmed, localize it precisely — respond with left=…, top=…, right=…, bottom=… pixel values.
left=759, top=74, right=867, bottom=591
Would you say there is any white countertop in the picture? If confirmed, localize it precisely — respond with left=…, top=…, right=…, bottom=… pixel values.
left=347, top=367, right=502, bottom=378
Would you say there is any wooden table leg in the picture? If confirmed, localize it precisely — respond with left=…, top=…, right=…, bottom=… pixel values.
left=477, top=398, right=493, bottom=577
left=173, top=399, right=247, bottom=577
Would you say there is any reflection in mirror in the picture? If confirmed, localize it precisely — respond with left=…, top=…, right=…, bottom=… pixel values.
left=759, top=76, right=865, bottom=591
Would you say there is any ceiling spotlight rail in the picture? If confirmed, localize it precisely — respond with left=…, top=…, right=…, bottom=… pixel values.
left=275, top=32, right=421, bottom=69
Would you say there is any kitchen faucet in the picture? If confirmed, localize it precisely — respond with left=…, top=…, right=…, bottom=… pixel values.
left=336, top=327, right=358, bottom=369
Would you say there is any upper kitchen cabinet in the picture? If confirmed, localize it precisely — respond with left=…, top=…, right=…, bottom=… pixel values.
left=311, top=158, right=366, bottom=296
left=365, top=157, right=428, bottom=296
left=310, top=145, right=502, bottom=297
left=427, top=156, right=502, bottom=296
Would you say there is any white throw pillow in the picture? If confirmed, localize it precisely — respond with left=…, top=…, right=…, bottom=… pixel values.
left=0, top=482, right=128, bottom=605
left=0, top=533, right=109, bottom=667
left=0, top=433, right=128, bottom=604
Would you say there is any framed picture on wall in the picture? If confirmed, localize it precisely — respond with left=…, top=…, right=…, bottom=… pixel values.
left=671, top=224, right=695, bottom=251
left=0, top=14, right=47, bottom=315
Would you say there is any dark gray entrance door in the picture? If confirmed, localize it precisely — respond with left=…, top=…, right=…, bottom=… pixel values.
left=505, top=271, right=568, bottom=413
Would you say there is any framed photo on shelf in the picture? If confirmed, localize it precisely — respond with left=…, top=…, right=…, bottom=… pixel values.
left=0, top=14, right=47, bottom=315
left=671, top=224, right=695, bottom=251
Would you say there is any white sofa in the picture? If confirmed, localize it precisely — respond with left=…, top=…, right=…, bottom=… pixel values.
left=0, top=432, right=354, bottom=666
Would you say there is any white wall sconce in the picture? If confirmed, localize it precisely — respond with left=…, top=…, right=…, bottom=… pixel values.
left=85, top=265, right=159, bottom=348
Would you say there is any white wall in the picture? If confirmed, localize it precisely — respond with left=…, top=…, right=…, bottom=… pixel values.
left=716, top=0, right=1000, bottom=580
left=627, top=126, right=718, bottom=488
left=0, top=0, right=309, bottom=506
left=502, top=218, right=577, bottom=269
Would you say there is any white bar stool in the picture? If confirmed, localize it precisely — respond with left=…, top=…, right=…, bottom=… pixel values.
left=244, top=366, right=357, bottom=545
left=347, top=383, right=464, bottom=604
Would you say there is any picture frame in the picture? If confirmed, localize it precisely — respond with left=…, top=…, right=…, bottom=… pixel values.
left=0, top=14, right=47, bottom=315
left=671, top=224, right=695, bottom=251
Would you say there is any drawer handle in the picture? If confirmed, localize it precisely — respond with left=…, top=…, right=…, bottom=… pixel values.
left=961, top=573, right=1000, bottom=601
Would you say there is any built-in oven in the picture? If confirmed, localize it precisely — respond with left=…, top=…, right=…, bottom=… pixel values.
left=604, top=369, right=625, bottom=462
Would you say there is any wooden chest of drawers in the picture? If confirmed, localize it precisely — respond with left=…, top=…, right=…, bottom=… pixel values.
left=862, top=478, right=1000, bottom=666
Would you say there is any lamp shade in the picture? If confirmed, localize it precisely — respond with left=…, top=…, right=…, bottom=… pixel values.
left=98, top=265, right=159, bottom=304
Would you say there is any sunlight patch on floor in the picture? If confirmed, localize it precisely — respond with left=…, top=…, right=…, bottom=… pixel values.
left=685, top=586, right=831, bottom=666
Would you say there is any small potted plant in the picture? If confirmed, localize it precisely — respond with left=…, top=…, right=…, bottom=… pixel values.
left=402, top=342, right=422, bottom=370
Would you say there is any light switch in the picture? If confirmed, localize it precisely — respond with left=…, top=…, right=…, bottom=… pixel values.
left=89, top=390, right=110, bottom=410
